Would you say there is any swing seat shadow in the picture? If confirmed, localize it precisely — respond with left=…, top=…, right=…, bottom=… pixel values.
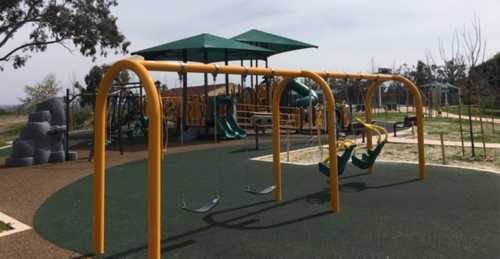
left=202, top=191, right=333, bottom=231
left=340, top=178, right=421, bottom=193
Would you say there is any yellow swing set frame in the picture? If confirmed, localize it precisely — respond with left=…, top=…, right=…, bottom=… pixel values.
left=93, top=58, right=426, bottom=259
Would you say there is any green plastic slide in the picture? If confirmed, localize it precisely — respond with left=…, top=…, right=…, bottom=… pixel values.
left=216, top=119, right=238, bottom=139
left=289, top=79, right=319, bottom=107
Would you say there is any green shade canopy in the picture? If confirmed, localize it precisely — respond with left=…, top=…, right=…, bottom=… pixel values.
left=132, top=33, right=274, bottom=63
left=231, top=29, right=318, bottom=54
left=420, top=81, right=459, bottom=90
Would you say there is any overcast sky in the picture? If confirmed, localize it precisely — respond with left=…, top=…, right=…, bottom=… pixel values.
left=1, top=0, right=499, bottom=105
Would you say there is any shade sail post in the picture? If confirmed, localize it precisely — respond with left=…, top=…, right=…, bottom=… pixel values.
left=256, top=59, right=259, bottom=89
left=265, top=58, right=270, bottom=105
left=250, top=59, right=254, bottom=89
left=240, top=59, right=244, bottom=89
left=224, top=49, right=229, bottom=95
left=182, top=50, right=188, bottom=131
left=204, top=50, right=209, bottom=135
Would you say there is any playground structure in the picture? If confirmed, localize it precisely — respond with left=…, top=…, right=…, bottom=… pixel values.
left=92, top=59, right=425, bottom=259
left=160, top=79, right=317, bottom=137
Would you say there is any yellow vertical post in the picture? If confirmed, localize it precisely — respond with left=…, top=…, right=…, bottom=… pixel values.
left=93, top=59, right=162, bottom=259
left=302, top=71, right=339, bottom=212
left=272, top=71, right=339, bottom=212
left=94, top=90, right=107, bottom=254
left=365, top=81, right=382, bottom=174
left=272, top=78, right=290, bottom=202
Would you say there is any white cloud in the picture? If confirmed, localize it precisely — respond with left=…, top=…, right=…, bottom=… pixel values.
left=1, top=0, right=498, bottom=104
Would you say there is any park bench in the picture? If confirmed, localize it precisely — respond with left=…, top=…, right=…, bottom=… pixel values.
left=393, top=115, right=417, bottom=137
left=345, top=120, right=378, bottom=143
left=252, top=112, right=273, bottom=150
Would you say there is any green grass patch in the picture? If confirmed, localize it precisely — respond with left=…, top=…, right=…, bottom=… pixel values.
left=0, top=122, right=25, bottom=144
left=0, top=221, right=12, bottom=233
left=353, top=111, right=413, bottom=123
left=442, top=105, right=500, bottom=119
left=356, top=112, right=500, bottom=143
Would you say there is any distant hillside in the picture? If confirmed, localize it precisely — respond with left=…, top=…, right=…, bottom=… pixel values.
left=0, top=104, right=21, bottom=115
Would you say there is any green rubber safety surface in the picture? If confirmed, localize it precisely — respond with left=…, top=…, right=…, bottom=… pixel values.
left=34, top=142, right=500, bottom=258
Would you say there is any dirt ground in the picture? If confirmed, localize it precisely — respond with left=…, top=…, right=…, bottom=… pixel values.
left=255, top=142, right=500, bottom=173
left=0, top=115, right=27, bottom=128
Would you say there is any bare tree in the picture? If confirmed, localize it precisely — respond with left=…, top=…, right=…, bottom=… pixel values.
left=19, top=73, right=61, bottom=111
left=461, top=14, right=487, bottom=158
left=438, top=31, right=467, bottom=157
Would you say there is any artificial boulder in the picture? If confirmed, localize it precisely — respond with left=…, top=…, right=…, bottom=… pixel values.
left=6, top=97, right=77, bottom=167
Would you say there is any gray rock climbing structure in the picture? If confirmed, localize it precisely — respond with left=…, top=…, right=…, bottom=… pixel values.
left=6, top=97, right=78, bottom=167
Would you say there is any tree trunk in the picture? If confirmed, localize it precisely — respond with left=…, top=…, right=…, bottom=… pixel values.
left=467, top=103, right=475, bottom=157
left=457, top=88, right=465, bottom=157
left=478, top=97, right=487, bottom=158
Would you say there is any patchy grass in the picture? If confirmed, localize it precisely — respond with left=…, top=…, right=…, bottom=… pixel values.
left=0, top=221, right=12, bottom=233
left=424, top=117, right=499, bottom=143
left=0, top=122, right=25, bottom=147
left=353, top=111, right=412, bottom=122
left=442, top=105, right=500, bottom=119
left=355, top=112, right=500, bottom=143
left=0, top=114, right=28, bottom=147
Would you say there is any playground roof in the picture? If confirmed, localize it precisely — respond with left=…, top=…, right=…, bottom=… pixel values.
left=420, top=81, right=459, bottom=89
left=231, top=29, right=318, bottom=54
left=132, top=33, right=274, bottom=63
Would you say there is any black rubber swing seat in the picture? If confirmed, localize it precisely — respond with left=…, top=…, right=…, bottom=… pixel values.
left=182, top=197, right=220, bottom=214
left=246, top=185, right=276, bottom=195
left=351, top=141, right=386, bottom=169
left=318, top=144, right=356, bottom=177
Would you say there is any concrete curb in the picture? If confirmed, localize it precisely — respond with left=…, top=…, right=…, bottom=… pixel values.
left=0, top=212, right=31, bottom=238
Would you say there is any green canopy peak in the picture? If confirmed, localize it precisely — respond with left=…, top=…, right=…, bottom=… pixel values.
left=231, top=29, right=318, bottom=54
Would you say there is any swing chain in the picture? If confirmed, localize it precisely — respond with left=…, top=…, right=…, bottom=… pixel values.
left=212, top=64, right=220, bottom=81
left=181, top=193, right=187, bottom=208
left=177, top=62, right=186, bottom=82
left=242, top=66, right=249, bottom=83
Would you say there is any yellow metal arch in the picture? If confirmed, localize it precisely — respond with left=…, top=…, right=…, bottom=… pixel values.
left=363, top=78, right=425, bottom=178
left=272, top=71, right=340, bottom=211
left=93, top=59, right=162, bottom=258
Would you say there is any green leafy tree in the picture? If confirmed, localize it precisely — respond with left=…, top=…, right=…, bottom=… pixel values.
left=77, top=64, right=130, bottom=107
left=413, top=61, right=435, bottom=85
left=19, top=73, right=61, bottom=111
left=437, top=59, right=466, bottom=85
left=0, top=0, right=130, bottom=70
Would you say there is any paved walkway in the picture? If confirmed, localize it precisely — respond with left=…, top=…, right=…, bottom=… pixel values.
left=398, top=105, right=500, bottom=125
left=433, top=110, right=499, bottom=124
